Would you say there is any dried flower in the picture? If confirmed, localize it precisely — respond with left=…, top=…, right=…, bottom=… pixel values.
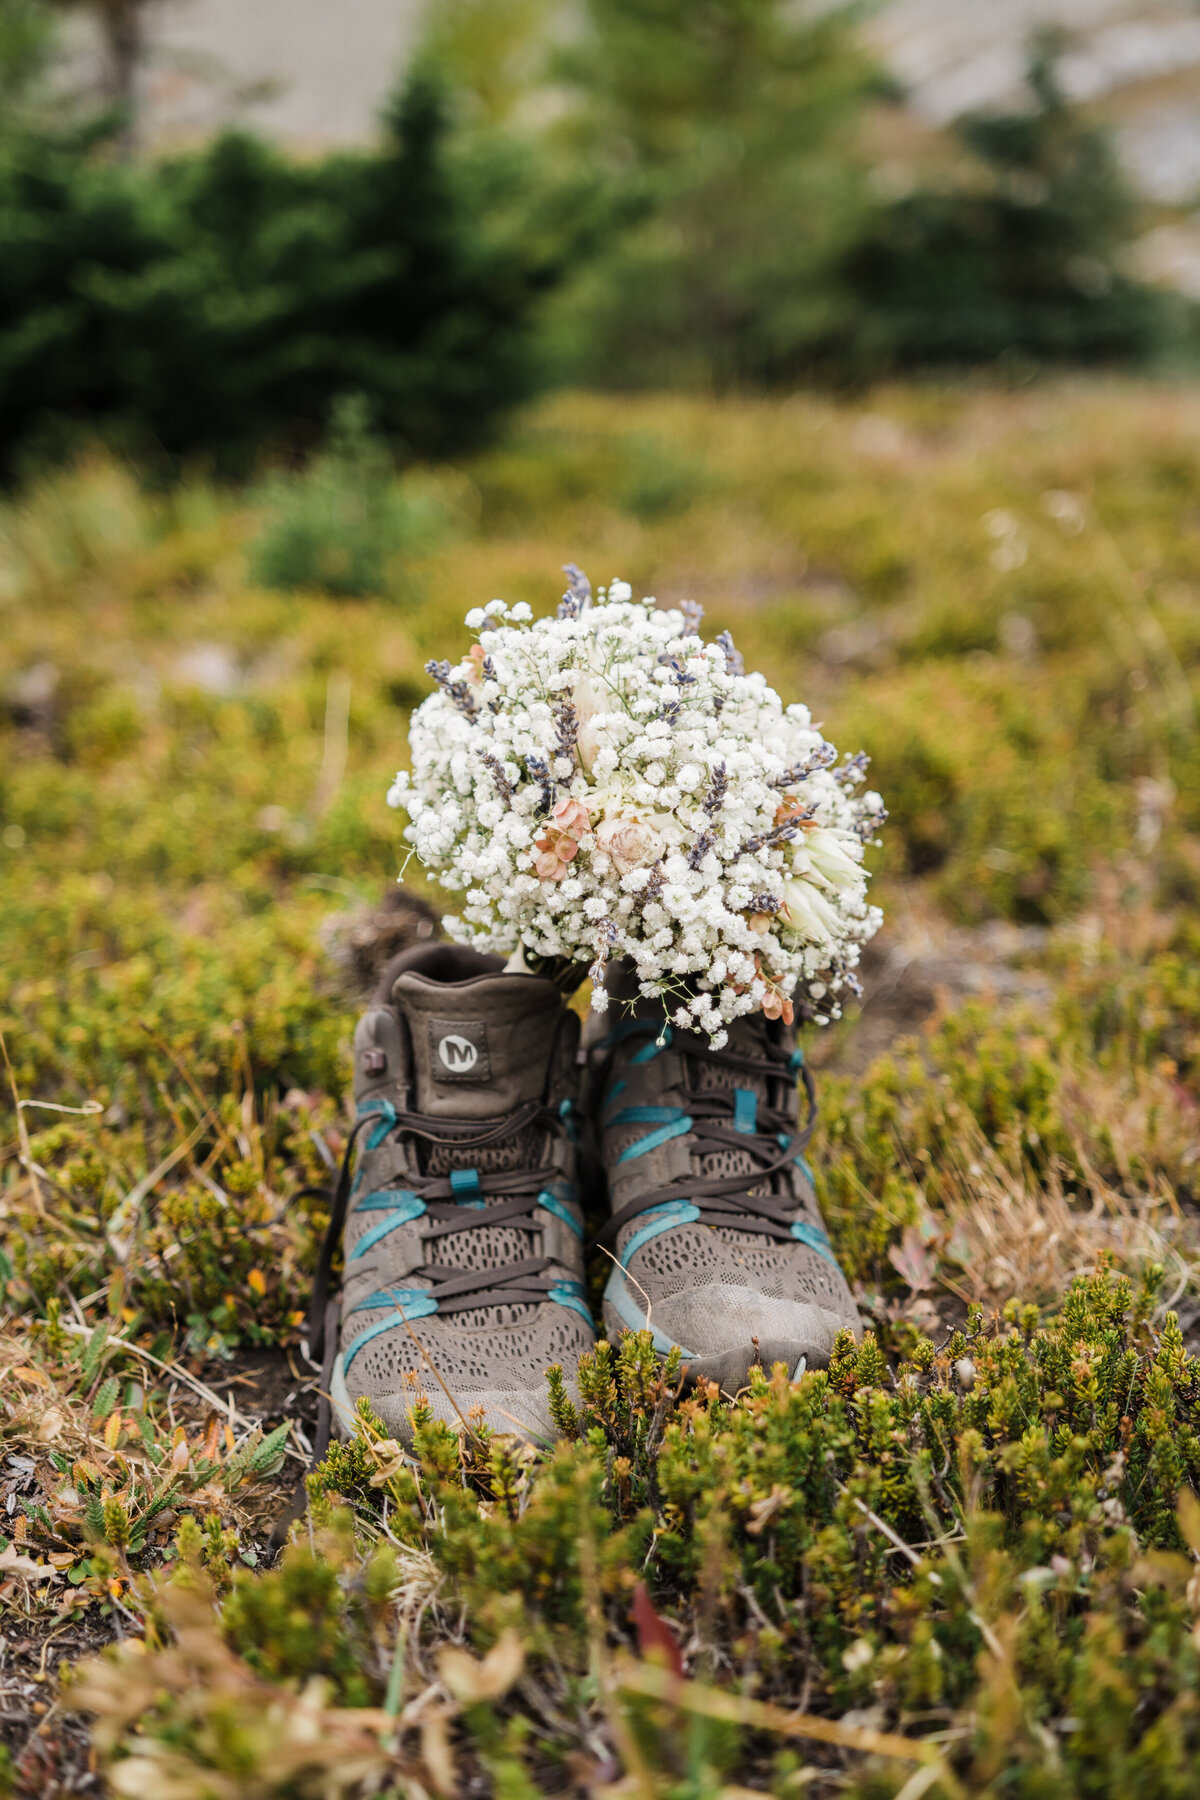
left=596, top=812, right=664, bottom=876
left=391, top=572, right=884, bottom=1039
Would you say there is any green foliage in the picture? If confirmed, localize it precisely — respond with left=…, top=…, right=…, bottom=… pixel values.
left=550, top=0, right=882, bottom=385
left=248, top=397, right=443, bottom=599
left=222, top=1540, right=374, bottom=1704
left=0, top=0, right=54, bottom=121
left=97, top=1289, right=1200, bottom=1794
left=841, top=36, right=1173, bottom=373
left=0, top=69, right=595, bottom=472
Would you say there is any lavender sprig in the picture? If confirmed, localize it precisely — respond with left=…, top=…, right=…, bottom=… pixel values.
left=739, top=815, right=810, bottom=858
left=747, top=891, right=782, bottom=916
left=479, top=748, right=513, bottom=804
left=716, top=630, right=744, bottom=676
left=587, top=916, right=619, bottom=984
left=425, top=659, right=478, bottom=720
left=553, top=697, right=579, bottom=765
left=642, top=862, right=666, bottom=905
left=557, top=563, right=592, bottom=620
left=769, top=743, right=837, bottom=788
left=834, top=750, right=871, bottom=787
left=687, top=829, right=714, bottom=870
left=702, top=762, right=728, bottom=816
left=853, top=802, right=888, bottom=843
left=656, top=650, right=696, bottom=684
left=680, top=598, right=704, bottom=635
left=523, top=752, right=555, bottom=815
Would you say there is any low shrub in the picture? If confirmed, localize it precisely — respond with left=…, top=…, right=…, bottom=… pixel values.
left=248, top=397, right=447, bottom=599
left=72, top=1280, right=1200, bottom=1795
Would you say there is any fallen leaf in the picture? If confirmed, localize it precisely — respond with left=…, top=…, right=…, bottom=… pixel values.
left=888, top=1225, right=936, bottom=1294
left=439, top=1627, right=524, bottom=1703
left=36, top=1405, right=66, bottom=1443
left=0, top=1544, right=59, bottom=1581
left=11, top=1365, right=51, bottom=1388
left=201, top=1414, right=221, bottom=1462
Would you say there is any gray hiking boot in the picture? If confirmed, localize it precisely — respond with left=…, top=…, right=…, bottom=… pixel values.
left=592, top=965, right=860, bottom=1388
left=309, top=943, right=595, bottom=1443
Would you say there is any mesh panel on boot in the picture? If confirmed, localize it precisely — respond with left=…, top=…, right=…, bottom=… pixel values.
left=337, top=954, right=593, bottom=1440
left=600, top=991, right=860, bottom=1367
left=689, top=1047, right=771, bottom=1196
left=349, top=1307, right=590, bottom=1397
left=419, top=1124, right=549, bottom=1329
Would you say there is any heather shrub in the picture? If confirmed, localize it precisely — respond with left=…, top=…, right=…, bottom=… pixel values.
left=74, top=1286, right=1200, bottom=1794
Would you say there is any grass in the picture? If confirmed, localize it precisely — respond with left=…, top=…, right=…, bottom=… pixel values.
left=1, top=378, right=1200, bottom=1796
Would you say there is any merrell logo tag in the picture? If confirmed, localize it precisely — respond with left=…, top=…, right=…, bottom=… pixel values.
left=428, top=1018, right=490, bottom=1082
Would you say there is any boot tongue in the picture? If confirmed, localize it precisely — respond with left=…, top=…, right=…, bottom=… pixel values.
left=392, top=965, right=566, bottom=1120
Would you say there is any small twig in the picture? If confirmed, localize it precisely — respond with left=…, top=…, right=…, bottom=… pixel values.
left=613, top=1656, right=964, bottom=1784
left=595, top=1242, right=657, bottom=1338
left=312, top=671, right=352, bottom=818
left=105, top=1112, right=216, bottom=1262
left=839, top=1484, right=921, bottom=1567
left=1, top=1028, right=44, bottom=1218
left=402, top=1318, right=482, bottom=1444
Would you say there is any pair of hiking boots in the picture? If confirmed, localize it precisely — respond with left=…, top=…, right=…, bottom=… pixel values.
left=308, top=943, right=860, bottom=1444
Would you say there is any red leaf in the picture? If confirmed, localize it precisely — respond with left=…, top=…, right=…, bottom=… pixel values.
left=888, top=1224, right=936, bottom=1294
left=630, top=1580, right=684, bottom=1678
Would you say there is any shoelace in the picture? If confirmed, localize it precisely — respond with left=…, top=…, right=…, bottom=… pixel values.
left=276, top=1098, right=572, bottom=1549
left=593, top=1024, right=819, bottom=1253
left=306, top=1097, right=573, bottom=1364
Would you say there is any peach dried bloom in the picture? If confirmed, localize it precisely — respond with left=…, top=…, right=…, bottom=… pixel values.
left=552, top=796, right=591, bottom=837
left=534, top=796, right=591, bottom=881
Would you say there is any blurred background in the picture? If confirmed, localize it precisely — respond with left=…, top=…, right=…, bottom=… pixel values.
left=6, top=14, right=1200, bottom=1788
left=2, top=0, right=1200, bottom=1350
left=4, top=0, right=1200, bottom=460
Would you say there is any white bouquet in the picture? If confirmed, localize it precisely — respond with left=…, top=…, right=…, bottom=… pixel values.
left=389, top=567, right=885, bottom=1047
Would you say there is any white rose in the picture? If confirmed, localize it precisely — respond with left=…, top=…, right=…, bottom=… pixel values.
left=595, top=811, right=664, bottom=875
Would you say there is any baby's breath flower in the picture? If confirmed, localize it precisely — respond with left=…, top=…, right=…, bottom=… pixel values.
left=393, top=566, right=884, bottom=1041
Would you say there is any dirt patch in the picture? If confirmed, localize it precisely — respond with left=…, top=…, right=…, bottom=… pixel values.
left=815, top=908, right=1054, bottom=1078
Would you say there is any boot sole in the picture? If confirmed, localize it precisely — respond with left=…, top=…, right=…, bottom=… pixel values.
left=329, top=1353, right=357, bottom=1441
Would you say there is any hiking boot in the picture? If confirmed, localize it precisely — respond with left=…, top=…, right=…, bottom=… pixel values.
left=592, top=964, right=860, bottom=1388
left=309, top=943, right=595, bottom=1444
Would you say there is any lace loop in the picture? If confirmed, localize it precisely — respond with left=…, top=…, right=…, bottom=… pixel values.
left=593, top=1023, right=818, bottom=1254
left=305, top=1098, right=572, bottom=1362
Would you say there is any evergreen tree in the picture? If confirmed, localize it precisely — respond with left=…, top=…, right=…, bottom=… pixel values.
left=840, top=33, right=1170, bottom=371
left=552, top=0, right=883, bottom=385
left=0, top=67, right=601, bottom=471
